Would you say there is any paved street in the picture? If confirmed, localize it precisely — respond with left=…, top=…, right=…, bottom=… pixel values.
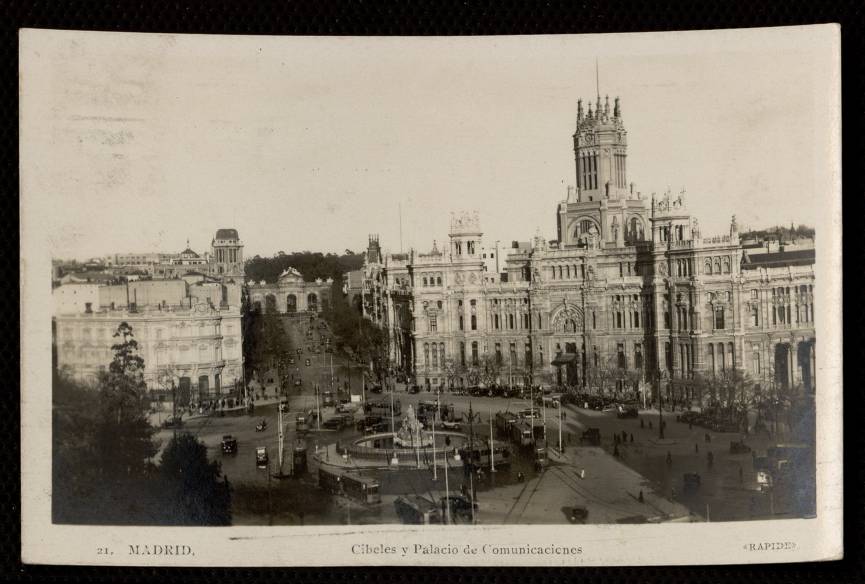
left=149, top=318, right=803, bottom=525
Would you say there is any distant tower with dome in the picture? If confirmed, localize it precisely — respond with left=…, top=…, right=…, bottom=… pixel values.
left=210, top=228, right=244, bottom=279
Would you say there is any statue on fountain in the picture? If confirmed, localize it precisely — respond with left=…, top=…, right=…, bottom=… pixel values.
left=393, top=404, right=433, bottom=448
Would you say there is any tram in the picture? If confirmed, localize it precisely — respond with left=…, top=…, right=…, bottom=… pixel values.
left=364, top=399, right=401, bottom=417
left=494, top=411, right=518, bottom=436
left=292, top=440, right=308, bottom=475
left=295, top=412, right=310, bottom=433
left=318, top=467, right=382, bottom=505
left=459, top=440, right=512, bottom=470
left=510, top=421, right=535, bottom=447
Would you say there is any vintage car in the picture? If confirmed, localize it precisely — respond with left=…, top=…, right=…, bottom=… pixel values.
left=221, top=435, right=238, bottom=454
left=255, top=446, right=268, bottom=468
left=617, top=406, right=639, bottom=419
left=579, top=428, right=602, bottom=446
left=683, top=472, right=702, bottom=493
left=565, top=505, right=589, bottom=524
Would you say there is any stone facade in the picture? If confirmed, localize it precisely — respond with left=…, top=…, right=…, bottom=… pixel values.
left=361, top=96, right=816, bottom=399
left=247, top=267, right=333, bottom=314
left=54, top=280, right=244, bottom=397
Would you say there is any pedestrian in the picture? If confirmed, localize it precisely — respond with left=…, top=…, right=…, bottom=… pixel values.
left=707, top=433, right=712, bottom=443
left=629, top=433, right=634, bottom=443
left=739, top=465, right=744, bottom=483
left=640, top=418, right=645, bottom=429
left=638, top=490, right=644, bottom=503
left=666, top=451, right=673, bottom=466
left=707, top=451, right=714, bottom=468
left=621, top=430, right=627, bottom=443
left=689, top=422, right=693, bottom=430
left=649, top=421, right=653, bottom=430
left=695, top=443, right=699, bottom=453
left=613, top=444, right=620, bottom=458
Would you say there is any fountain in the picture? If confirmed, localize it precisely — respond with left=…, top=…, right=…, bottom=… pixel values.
left=316, top=404, right=468, bottom=470
left=393, top=404, right=434, bottom=448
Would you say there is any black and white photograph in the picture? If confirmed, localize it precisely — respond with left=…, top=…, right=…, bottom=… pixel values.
left=19, top=25, right=842, bottom=566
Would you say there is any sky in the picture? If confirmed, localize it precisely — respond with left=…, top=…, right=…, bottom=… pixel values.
left=20, top=27, right=839, bottom=261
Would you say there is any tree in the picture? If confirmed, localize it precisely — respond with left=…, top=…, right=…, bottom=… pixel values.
left=442, top=358, right=466, bottom=389
left=94, top=322, right=158, bottom=479
left=52, top=368, right=102, bottom=522
left=159, top=432, right=232, bottom=525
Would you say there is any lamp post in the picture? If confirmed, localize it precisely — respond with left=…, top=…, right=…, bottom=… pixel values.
left=658, top=370, right=665, bottom=440
left=442, top=446, right=461, bottom=525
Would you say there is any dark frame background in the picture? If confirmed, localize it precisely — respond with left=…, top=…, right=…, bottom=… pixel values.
left=3, top=0, right=863, bottom=582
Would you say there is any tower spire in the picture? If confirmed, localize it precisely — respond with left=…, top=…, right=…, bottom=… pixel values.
left=595, top=58, right=600, bottom=100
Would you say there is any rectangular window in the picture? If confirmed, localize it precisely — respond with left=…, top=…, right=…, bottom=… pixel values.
left=510, top=343, right=517, bottom=364
left=471, top=315, right=477, bottom=331
left=459, top=315, right=464, bottom=331
left=715, top=308, right=725, bottom=330
left=525, top=343, right=531, bottom=366
left=495, top=343, right=503, bottom=365
left=429, top=316, right=437, bottom=332
left=471, top=342, right=479, bottom=365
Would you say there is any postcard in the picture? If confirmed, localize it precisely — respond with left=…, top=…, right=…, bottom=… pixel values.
left=20, top=25, right=842, bottom=566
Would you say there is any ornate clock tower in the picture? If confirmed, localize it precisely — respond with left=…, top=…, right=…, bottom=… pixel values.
left=573, top=95, right=629, bottom=202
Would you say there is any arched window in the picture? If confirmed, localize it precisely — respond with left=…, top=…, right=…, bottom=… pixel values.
left=705, top=258, right=712, bottom=275
left=436, top=276, right=442, bottom=286
left=751, top=307, right=759, bottom=327
left=424, top=343, right=430, bottom=367
left=713, top=257, right=721, bottom=274
left=722, top=257, right=731, bottom=274
left=727, top=342, right=734, bottom=369
left=307, top=293, right=318, bottom=312
left=286, top=294, right=297, bottom=313
left=494, top=314, right=499, bottom=329
left=439, top=343, right=445, bottom=367
left=558, top=266, right=563, bottom=279
left=509, top=314, right=515, bottom=329
left=714, top=307, right=725, bottom=330
left=422, top=277, right=428, bottom=287
left=565, top=265, right=571, bottom=278
left=471, top=341, right=479, bottom=365
left=432, top=344, right=438, bottom=368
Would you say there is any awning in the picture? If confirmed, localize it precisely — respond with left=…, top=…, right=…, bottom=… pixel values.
left=551, top=353, right=578, bottom=366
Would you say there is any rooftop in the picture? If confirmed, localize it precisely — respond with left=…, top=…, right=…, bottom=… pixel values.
left=741, top=248, right=815, bottom=270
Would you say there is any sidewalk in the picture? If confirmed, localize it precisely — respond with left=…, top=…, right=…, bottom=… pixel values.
left=474, top=445, right=693, bottom=525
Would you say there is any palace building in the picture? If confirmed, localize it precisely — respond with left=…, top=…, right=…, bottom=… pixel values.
left=359, top=95, right=816, bottom=401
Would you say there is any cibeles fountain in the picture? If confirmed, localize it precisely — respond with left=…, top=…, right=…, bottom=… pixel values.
left=315, top=404, right=469, bottom=470
left=393, top=405, right=434, bottom=448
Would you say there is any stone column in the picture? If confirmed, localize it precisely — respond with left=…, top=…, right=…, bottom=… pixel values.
left=809, top=340, right=816, bottom=393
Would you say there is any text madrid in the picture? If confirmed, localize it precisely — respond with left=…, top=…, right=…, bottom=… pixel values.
left=351, top=543, right=583, bottom=556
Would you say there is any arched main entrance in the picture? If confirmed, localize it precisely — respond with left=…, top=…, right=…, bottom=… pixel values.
left=286, top=294, right=297, bottom=313
left=307, top=293, right=318, bottom=312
